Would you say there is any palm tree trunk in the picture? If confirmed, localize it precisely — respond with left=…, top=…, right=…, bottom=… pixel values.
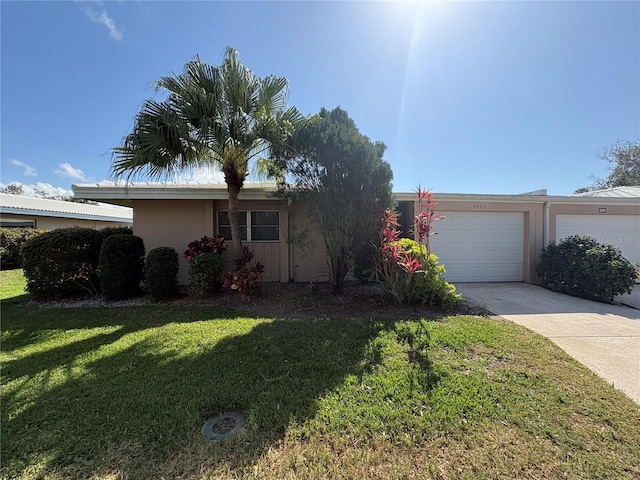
left=227, top=182, right=243, bottom=259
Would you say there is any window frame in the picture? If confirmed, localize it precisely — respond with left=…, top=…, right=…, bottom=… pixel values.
left=217, top=210, right=280, bottom=242
left=0, top=219, right=36, bottom=228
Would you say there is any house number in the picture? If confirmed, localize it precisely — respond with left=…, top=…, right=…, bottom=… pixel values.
left=473, top=204, right=487, bottom=209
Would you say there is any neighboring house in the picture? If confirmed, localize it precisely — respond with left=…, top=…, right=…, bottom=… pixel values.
left=71, top=182, right=640, bottom=287
left=0, top=193, right=133, bottom=230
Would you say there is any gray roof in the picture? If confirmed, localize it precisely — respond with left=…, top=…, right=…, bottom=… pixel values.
left=572, top=186, right=640, bottom=198
left=0, top=193, right=133, bottom=223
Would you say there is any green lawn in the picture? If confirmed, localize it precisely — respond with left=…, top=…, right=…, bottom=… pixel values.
left=1, top=270, right=639, bottom=479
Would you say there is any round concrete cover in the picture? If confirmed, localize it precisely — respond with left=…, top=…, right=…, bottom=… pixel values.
left=201, top=411, right=246, bottom=441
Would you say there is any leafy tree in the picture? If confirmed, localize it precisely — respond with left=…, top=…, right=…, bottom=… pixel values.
left=577, top=140, right=640, bottom=192
left=0, top=183, right=96, bottom=203
left=111, top=47, right=307, bottom=257
left=0, top=184, right=25, bottom=195
left=275, top=107, right=393, bottom=294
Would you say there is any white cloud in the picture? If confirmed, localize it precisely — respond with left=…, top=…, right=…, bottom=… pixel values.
left=10, top=159, right=37, bottom=177
left=77, top=1, right=123, bottom=40
left=1, top=181, right=73, bottom=199
left=55, top=163, right=89, bottom=181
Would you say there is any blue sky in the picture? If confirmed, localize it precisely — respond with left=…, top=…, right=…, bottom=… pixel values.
left=1, top=1, right=639, bottom=197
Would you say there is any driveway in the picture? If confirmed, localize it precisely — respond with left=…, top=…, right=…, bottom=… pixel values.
left=455, top=283, right=640, bottom=404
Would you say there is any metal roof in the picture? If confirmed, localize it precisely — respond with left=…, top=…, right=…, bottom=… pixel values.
left=0, top=193, right=133, bottom=223
left=73, top=181, right=640, bottom=207
left=572, top=186, right=640, bottom=198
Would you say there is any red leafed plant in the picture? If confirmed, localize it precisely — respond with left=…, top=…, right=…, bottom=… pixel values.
left=183, top=236, right=226, bottom=261
left=414, top=186, right=444, bottom=254
left=223, top=247, right=265, bottom=299
left=374, top=187, right=458, bottom=308
left=375, top=208, right=422, bottom=303
left=61, top=263, right=99, bottom=296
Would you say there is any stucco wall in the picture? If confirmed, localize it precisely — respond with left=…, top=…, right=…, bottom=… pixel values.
left=0, top=213, right=131, bottom=230
left=128, top=196, right=639, bottom=287
left=133, top=198, right=293, bottom=285
left=133, top=199, right=213, bottom=284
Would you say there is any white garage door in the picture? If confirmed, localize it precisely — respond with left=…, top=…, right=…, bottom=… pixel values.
left=556, top=214, right=640, bottom=265
left=430, top=212, right=524, bottom=282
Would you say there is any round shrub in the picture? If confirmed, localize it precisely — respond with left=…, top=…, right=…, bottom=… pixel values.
left=188, top=252, right=226, bottom=294
left=145, top=247, right=179, bottom=300
left=537, top=234, right=635, bottom=303
left=100, top=226, right=133, bottom=241
left=396, top=238, right=460, bottom=309
left=99, top=234, right=145, bottom=301
left=22, top=227, right=103, bottom=299
left=0, top=228, right=45, bottom=270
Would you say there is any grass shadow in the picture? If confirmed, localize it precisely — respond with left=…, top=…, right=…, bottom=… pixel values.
left=2, top=307, right=435, bottom=478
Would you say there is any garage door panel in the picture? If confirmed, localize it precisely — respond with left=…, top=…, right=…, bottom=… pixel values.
left=431, top=212, right=524, bottom=282
left=556, top=215, right=639, bottom=265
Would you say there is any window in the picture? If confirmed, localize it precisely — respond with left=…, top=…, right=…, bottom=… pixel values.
left=0, top=220, right=35, bottom=228
left=217, top=210, right=279, bottom=242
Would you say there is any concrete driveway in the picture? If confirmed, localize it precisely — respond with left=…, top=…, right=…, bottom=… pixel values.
left=455, top=283, right=640, bottom=404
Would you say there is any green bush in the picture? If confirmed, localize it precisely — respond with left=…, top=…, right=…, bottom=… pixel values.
left=537, top=235, right=635, bottom=303
left=0, top=228, right=45, bottom=270
left=22, top=228, right=103, bottom=299
left=188, top=252, right=226, bottom=294
left=145, top=247, right=179, bottom=300
left=99, top=226, right=133, bottom=241
left=99, top=234, right=145, bottom=301
left=396, top=239, right=460, bottom=309
left=353, top=241, right=377, bottom=283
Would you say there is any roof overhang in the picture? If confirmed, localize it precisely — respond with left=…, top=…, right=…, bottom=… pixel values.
left=394, top=192, right=640, bottom=206
left=73, top=182, right=640, bottom=207
left=73, top=182, right=279, bottom=206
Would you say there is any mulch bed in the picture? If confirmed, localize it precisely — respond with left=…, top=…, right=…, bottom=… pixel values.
left=24, top=281, right=485, bottom=319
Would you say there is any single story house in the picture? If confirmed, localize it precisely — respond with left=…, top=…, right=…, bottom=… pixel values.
left=0, top=193, right=133, bottom=230
left=72, top=182, right=639, bottom=292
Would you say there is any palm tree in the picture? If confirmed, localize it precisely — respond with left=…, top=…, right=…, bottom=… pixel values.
left=111, top=47, right=306, bottom=257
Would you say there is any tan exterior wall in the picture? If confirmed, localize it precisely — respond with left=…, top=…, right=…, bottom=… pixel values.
left=0, top=213, right=131, bottom=230
left=133, top=199, right=213, bottom=284
left=128, top=196, right=639, bottom=287
left=134, top=198, right=291, bottom=285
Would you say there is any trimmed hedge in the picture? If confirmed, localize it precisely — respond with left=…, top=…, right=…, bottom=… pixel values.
left=188, top=252, right=226, bottom=294
left=537, top=234, right=635, bottom=303
left=22, top=227, right=103, bottom=299
left=98, top=234, right=145, bottom=301
left=145, top=247, right=179, bottom=300
left=0, top=228, right=45, bottom=270
left=99, top=226, right=133, bottom=240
